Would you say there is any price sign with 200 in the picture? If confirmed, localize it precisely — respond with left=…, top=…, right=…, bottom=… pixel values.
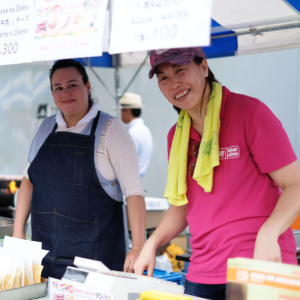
left=0, top=42, right=18, bottom=56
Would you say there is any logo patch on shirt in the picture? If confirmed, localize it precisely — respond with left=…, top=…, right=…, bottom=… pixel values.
left=219, top=146, right=240, bottom=160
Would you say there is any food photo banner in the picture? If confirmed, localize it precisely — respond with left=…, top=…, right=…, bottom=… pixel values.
left=33, top=0, right=108, bottom=62
left=0, top=0, right=212, bottom=65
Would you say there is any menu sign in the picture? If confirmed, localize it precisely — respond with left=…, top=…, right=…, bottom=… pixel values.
left=0, top=0, right=33, bottom=65
left=33, top=0, right=108, bottom=62
left=0, top=0, right=212, bottom=65
left=109, top=0, right=212, bottom=54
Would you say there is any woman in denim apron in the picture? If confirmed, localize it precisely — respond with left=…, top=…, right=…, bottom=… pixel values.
left=13, top=59, right=146, bottom=279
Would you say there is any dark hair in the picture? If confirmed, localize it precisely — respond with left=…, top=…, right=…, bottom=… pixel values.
left=131, top=108, right=141, bottom=117
left=49, top=59, right=93, bottom=107
left=173, top=57, right=219, bottom=114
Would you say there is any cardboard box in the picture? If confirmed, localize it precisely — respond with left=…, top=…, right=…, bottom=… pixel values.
left=226, top=258, right=300, bottom=300
left=171, top=235, right=187, bottom=252
left=145, top=197, right=169, bottom=229
left=128, top=197, right=169, bottom=231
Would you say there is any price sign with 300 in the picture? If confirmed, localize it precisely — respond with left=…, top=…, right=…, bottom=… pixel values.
left=0, top=42, right=19, bottom=56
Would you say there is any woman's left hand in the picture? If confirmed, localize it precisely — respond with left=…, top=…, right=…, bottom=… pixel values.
left=123, top=246, right=142, bottom=273
left=254, top=161, right=300, bottom=263
left=253, top=227, right=282, bottom=263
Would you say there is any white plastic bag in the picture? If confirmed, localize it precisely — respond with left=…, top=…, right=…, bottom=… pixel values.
left=155, top=254, right=173, bottom=272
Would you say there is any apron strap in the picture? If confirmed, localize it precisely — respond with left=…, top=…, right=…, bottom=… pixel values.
left=90, top=111, right=101, bottom=136
left=52, top=123, right=58, bottom=133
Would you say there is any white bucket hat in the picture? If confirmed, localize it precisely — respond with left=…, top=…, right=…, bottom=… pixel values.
left=120, top=93, right=144, bottom=109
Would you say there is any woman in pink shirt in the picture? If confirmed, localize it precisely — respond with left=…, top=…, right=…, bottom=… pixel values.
left=134, top=47, right=300, bottom=300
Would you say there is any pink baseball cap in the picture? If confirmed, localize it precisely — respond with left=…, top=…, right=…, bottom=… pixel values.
left=149, top=47, right=206, bottom=79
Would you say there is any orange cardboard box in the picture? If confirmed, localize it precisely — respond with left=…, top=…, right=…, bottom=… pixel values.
left=226, top=258, right=300, bottom=300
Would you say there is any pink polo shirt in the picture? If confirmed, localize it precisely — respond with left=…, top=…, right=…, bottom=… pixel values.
left=167, top=86, right=297, bottom=284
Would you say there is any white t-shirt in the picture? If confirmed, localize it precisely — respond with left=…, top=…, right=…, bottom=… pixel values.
left=126, top=118, right=153, bottom=177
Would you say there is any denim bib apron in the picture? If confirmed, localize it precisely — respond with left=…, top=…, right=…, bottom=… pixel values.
left=28, top=112, right=125, bottom=279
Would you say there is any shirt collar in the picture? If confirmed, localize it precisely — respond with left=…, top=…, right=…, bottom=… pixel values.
left=56, top=103, right=99, bottom=128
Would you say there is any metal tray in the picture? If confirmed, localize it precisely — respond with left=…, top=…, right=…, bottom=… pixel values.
left=0, top=282, right=47, bottom=300
left=0, top=217, right=14, bottom=238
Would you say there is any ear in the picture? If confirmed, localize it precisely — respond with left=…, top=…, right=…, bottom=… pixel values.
left=201, top=59, right=209, bottom=76
left=87, top=81, right=91, bottom=93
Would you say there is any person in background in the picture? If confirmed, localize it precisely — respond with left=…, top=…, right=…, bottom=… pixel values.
left=13, top=59, right=146, bottom=279
left=134, top=47, right=300, bottom=300
left=120, top=92, right=153, bottom=178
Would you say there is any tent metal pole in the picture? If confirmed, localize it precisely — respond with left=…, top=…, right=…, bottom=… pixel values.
left=212, top=22, right=300, bottom=39
left=121, top=52, right=150, bottom=95
left=211, top=16, right=300, bottom=34
left=113, top=53, right=150, bottom=118
left=82, top=54, right=150, bottom=119
left=113, top=54, right=122, bottom=119
left=82, top=57, right=115, bottom=101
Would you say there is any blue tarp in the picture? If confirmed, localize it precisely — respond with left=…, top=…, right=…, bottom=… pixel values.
left=203, top=19, right=237, bottom=59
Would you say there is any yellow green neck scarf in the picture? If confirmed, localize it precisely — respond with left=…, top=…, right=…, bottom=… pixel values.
left=164, top=82, right=222, bottom=206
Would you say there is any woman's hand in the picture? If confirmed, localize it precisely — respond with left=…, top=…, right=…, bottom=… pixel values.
left=125, top=195, right=146, bottom=273
left=254, top=161, right=300, bottom=263
left=253, top=227, right=282, bottom=262
left=133, top=204, right=188, bottom=276
left=123, top=245, right=143, bottom=273
left=134, top=239, right=157, bottom=277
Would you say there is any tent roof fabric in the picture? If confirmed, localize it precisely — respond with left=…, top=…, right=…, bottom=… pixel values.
left=79, top=0, right=300, bottom=68
left=211, top=0, right=300, bottom=55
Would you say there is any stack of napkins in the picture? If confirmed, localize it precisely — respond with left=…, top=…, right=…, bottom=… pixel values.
left=0, top=236, right=48, bottom=291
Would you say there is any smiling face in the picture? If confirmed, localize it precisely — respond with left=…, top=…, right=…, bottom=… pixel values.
left=51, top=67, right=91, bottom=127
left=156, top=60, right=209, bottom=114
